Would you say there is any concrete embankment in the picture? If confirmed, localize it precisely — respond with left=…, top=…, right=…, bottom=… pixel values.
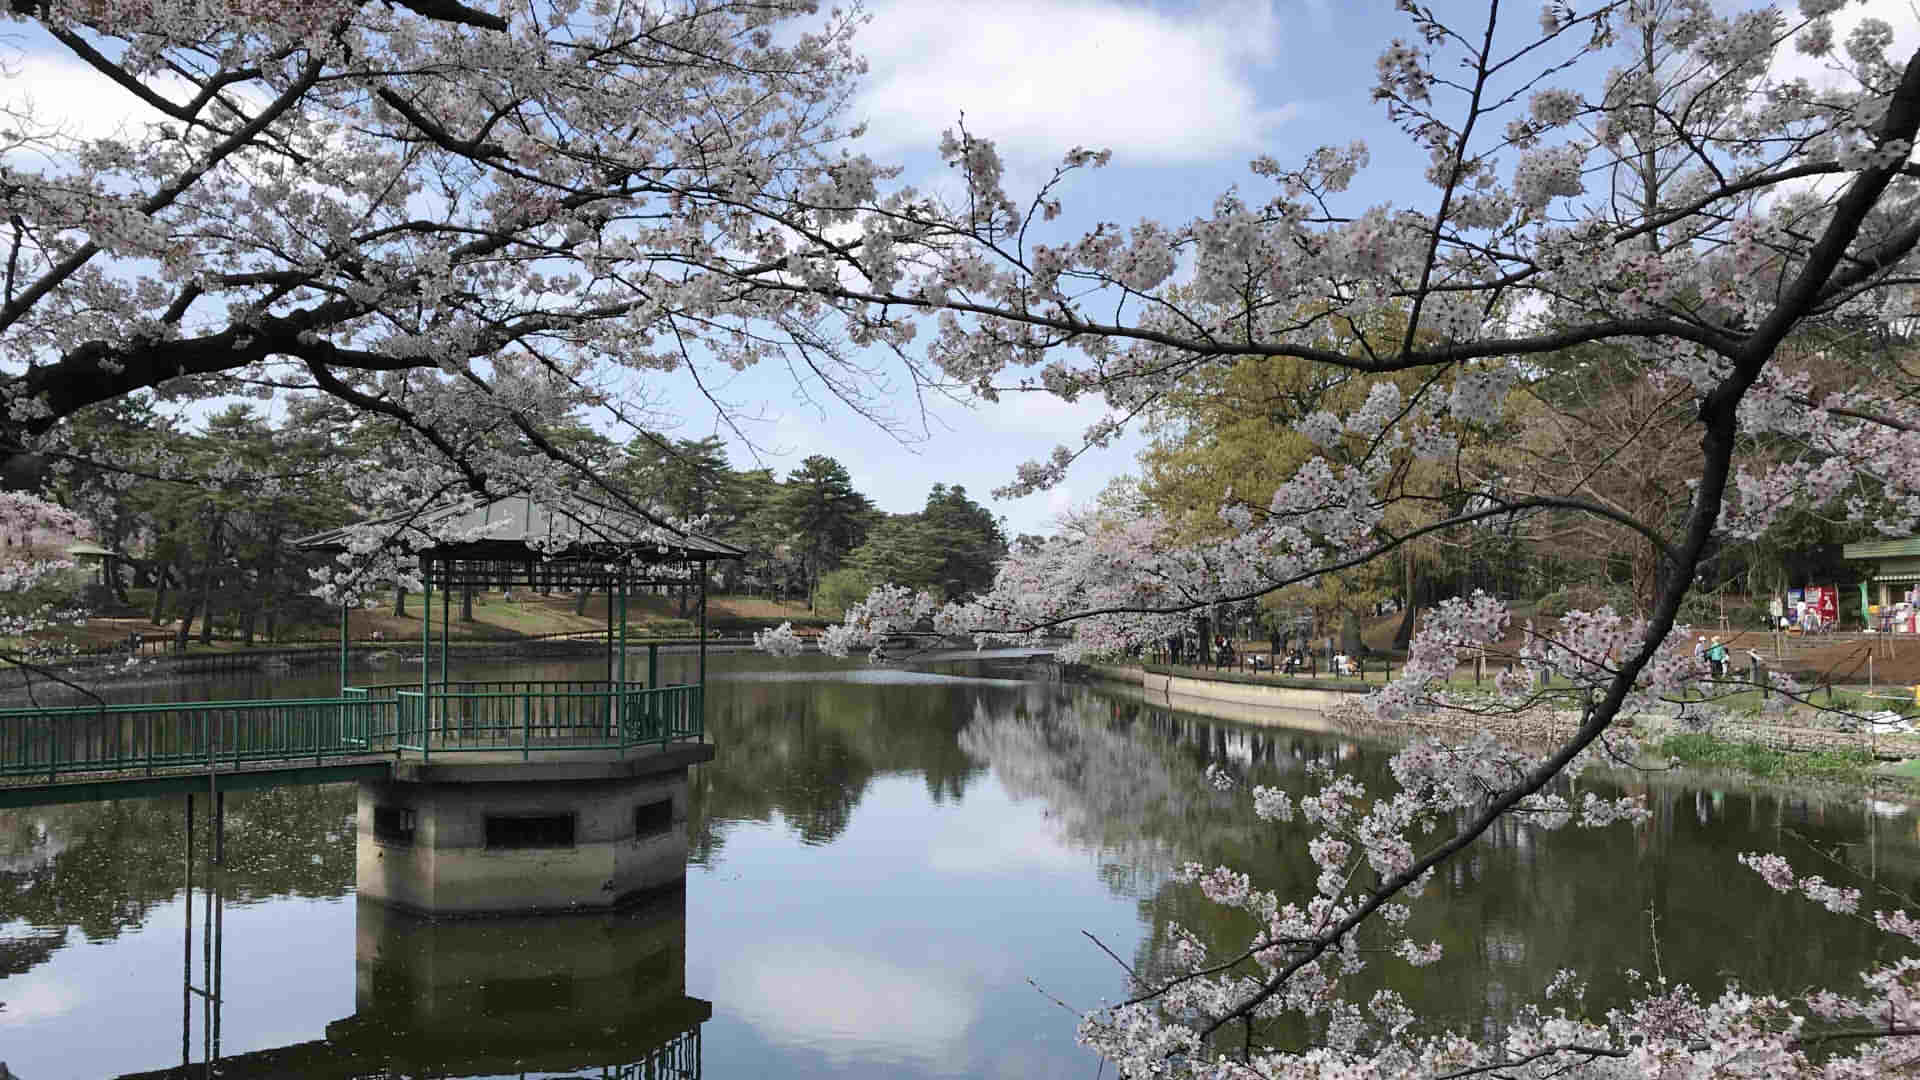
left=1088, top=662, right=1920, bottom=769
left=1087, top=663, right=1367, bottom=731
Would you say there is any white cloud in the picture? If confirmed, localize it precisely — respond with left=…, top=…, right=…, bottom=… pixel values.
left=6, top=47, right=187, bottom=146
left=1770, top=0, right=1918, bottom=90
left=1043, top=484, right=1077, bottom=522
left=975, top=387, right=1115, bottom=437
left=852, top=0, right=1295, bottom=166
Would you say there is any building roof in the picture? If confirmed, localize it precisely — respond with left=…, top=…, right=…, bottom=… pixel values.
left=1843, top=539, right=1920, bottom=560
left=293, top=492, right=745, bottom=563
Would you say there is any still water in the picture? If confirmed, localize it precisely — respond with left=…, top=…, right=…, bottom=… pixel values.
left=2, top=650, right=1916, bottom=1077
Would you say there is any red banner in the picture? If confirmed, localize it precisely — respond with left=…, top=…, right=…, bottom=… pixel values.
left=1809, top=585, right=1838, bottom=623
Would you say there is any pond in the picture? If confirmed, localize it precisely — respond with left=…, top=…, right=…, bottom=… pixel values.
left=1, top=650, right=1915, bottom=1078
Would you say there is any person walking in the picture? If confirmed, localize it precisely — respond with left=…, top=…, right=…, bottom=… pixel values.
left=1706, top=637, right=1727, bottom=679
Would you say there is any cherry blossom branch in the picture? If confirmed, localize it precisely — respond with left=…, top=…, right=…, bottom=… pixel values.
left=0, top=52, right=327, bottom=335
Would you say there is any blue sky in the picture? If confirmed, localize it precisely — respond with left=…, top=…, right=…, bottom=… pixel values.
left=675, top=0, right=1389, bottom=536
left=707, top=0, right=1917, bottom=537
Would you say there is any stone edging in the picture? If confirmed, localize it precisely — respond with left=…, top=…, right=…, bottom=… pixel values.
left=1091, top=663, right=1371, bottom=713
left=1094, top=662, right=1920, bottom=768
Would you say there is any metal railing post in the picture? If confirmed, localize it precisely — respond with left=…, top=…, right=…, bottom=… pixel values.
left=422, top=563, right=433, bottom=764
left=338, top=599, right=348, bottom=695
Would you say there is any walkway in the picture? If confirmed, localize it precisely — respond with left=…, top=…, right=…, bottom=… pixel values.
left=0, top=680, right=706, bottom=807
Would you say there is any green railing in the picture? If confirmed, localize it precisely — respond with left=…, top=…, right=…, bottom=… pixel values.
left=0, top=696, right=396, bottom=781
left=0, top=681, right=704, bottom=782
left=391, top=682, right=702, bottom=759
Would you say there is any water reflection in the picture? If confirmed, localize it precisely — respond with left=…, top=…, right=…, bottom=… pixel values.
left=954, top=686, right=1920, bottom=1038
left=116, top=881, right=706, bottom=1079
left=4, top=653, right=1920, bottom=1077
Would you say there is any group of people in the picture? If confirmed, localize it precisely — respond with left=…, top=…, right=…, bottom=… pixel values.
left=1165, top=628, right=1367, bottom=677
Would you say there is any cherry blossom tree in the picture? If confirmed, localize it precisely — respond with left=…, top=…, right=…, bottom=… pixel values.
left=758, top=0, right=1920, bottom=1073
left=15, top=0, right=1920, bottom=1070
left=0, top=0, right=894, bottom=529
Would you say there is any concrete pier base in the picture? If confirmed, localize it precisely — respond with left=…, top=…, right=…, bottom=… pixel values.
left=355, top=745, right=714, bottom=916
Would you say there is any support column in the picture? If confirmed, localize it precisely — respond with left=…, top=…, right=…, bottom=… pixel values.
left=355, top=749, right=713, bottom=917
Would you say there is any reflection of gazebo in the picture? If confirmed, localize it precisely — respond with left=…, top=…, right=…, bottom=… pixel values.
left=295, top=492, right=745, bottom=762
left=120, top=865, right=708, bottom=1080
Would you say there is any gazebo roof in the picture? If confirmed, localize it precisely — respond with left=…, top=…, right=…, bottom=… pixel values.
left=63, top=541, right=122, bottom=559
left=294, top=491, right=746, bottom=563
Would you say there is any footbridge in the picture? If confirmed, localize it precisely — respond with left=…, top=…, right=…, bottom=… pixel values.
left=0, top=676, right=707, bottom=808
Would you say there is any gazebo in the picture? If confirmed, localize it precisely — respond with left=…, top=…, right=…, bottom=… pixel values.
left=63, top=539, right=123, bottom=590
left=295, top=491, right=745, bottom=915
left=295, top=491, right=745, bottom=762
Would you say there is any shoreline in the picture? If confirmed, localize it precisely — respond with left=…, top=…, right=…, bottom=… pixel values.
left=1086, top=661, right=1920, bottom=795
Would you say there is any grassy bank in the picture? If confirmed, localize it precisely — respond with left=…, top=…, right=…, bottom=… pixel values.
left=26, top=589, right=829, bottom=654
left=1656, top=733, right=1876, bottom=782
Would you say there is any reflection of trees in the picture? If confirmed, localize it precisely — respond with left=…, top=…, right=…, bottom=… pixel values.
left=958, top=688, right=1357, bottom=883
left=0, top=784, right=354, bottom=965
left=955, top=684, right=1920, bottom=1043
left=688, top=670, right=993, bottom=861
left=0, top=928, right=64, bottom=979
left=1025, top=686, right=1920, bottom=1043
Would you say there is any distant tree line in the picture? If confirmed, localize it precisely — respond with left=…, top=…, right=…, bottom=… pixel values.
left=37, top=394, right=1010, bottom=639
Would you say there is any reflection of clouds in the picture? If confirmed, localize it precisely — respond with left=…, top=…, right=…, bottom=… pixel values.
left=0, top=978, right=74, bottom=1025
left=720, top=940, right=980, bottom=1067
left=923, top=804, right=1087, bottom=876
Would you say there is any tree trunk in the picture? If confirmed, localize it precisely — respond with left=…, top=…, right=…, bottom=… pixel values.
left=174, top=595, right=197, bottom=652
left=1341, top=608, right=1363, bottom=657
left=151, top=572, right=170, bottom=626
left=393, top=586, right=407, bottom=618
left=106, top=556, right=130, bottom=604
left=1392, top=549, right=1418, bottom=651
left=574, top=588, right=590, bottom=616
left=198, top=580, right=216, bottom=645
left=241, top=609, right=256, bottom=647
left=461, top=585, right=474, bottom=622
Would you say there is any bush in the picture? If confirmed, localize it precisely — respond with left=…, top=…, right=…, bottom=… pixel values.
left=814, top=568, right=872, bottom=618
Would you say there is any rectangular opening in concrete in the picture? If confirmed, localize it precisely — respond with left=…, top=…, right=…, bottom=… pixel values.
left=634, top=798, right=673, bottom=839
left=373, top=805, right=416, bottom=847
left=483, top=813, right=575, bottom=849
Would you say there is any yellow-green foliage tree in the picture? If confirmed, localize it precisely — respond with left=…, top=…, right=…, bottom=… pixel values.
left=1133, top=316, right=1468, bottom=651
